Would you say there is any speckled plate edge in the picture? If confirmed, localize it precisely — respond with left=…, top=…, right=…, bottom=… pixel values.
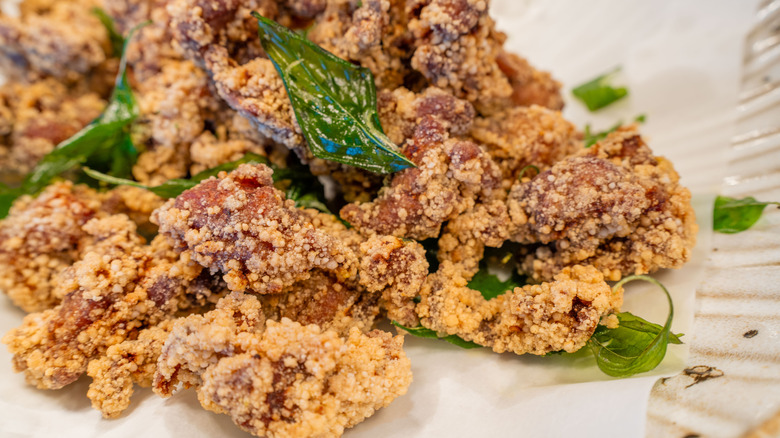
left=645, top=1, right=780, bottom=436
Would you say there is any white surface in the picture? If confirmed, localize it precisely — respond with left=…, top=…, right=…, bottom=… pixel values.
left=0, top=1, right=761, bottom=437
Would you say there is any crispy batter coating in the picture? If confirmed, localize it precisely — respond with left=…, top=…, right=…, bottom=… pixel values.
left=358, top=235, right=428, bottom=326
left=308, top=0, right=410, bottom=89
left=0, top=78, right=105, bottom=175
left=508, top=126, right=698, bottom=281
left=2, top=215, right=204, bottom=389
left=0, top=182, right=104, bottom=312
left=131, top=59, right=221, bottom=184
left=153, top=163, right=358, bottom=294
left=495, top=51, right=564, bottom=111
left=87, top=319, right=175, bottom=418
left=470, top=105, right=581, bottom=185
left=0, top=0, right=110, bottom=82
left=407, top=0, right=513, bottom=112
left=417, top=263, right=622, bottom=355
left=257, top=271, right=374, bottom=335
left=154, top=293, right=412, bottom=438
left=341, top=93, right=502, bottom=239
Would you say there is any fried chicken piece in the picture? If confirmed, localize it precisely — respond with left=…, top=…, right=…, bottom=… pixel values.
left=257, top=271, right=371, bottom=335
left=0, top=78, right=105, bottom=176
left=0, top=182, right=104, bottom=312
left=101, top=185, right=166, bottom=237
left=131, top=59, right=221, bottom=184
left=154, top=293, right=412, bottom=438
left=508, top=126, right=698, bottom=281
left=436, top=199, right=511, bottom=275
left=307, top=0, right=410, bottom=89
left=153, top=163, right=358, bottom=294
left=407, top=0, right=513, bottom=113
left=2, top=215, right=204, bottom=389
left=0, top=0, right=110, bottom=82
left=470, top=105, right=581, bottom=186
left=416, top=263, right=622, bottom=355
left=341, top=112, right=502, bottom=240
left=86, top=319, right=174, bottom=418
left=358, top=235, right=428, bottom=326
left=189, top=130, right=268, bottom=175
left=495, top=51, right=565, bottom=111
left=165, top=0, right=307, bottom=155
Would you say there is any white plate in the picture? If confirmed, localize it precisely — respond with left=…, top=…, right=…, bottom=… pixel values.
left=0, top=1, right=765, bottom=437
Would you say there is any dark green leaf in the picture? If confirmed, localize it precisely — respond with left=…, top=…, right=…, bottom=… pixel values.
left=583, top=114, right=646, bottom=148
left=84, top=153, right=270, bottom=198
left=572, top=67, right=629, bottom=111
left=713, top=195, right=779, bottom=234
left=0, top=22, right=147, bottom=219
left=91, top=7, right=124, bottom=57
left=252, top=13, right=415, bottom=174
left=420, top=238, right=440, bottom=273
left=391, top=321, right=482, bottom=349
left=467, top=268, right=525, bottom=300
left=587, top=275, right=681, bottom=377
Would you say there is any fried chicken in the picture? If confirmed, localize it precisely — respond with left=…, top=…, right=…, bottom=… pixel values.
left=341, top=88, right=502, bottom=239
left=0, top=182, right=104, bottom=312
left=153, top=163, right=358, bottom=294
left=2, top=215, right=204, bottom=389
left=358, top=235, right=428, bottom=326
left=417, top=263, right=622, bottom=355
left=0, top=78, right=105, bottom=176
left=87, top=319, right=175, bottom=418
left=154, top=292, right=412, bottom=438
left=470, top=105, right=581, bottom=185
left=0, top=0, right=110, bottom=83
left=507, top=126, right=698, bottom=281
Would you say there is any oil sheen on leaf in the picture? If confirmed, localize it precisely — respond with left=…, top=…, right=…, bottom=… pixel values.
left=252, top=13, right=415, bottom=174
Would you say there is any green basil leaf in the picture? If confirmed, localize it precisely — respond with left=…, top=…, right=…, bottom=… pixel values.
left=252, top=13, right=415, bottom=174
left=91, top=7, right=124, bottom=57
left=0, top=22, right=147, bottom=219
left=467, top=268, right=525, bottom=301
left=588, top=275, right=681, bottom=377
left=583, top=114, right=646, bottom=148
left=573, top=67, right=629, bottom=111
left=713, top=195, right=779, bottom=234
left=391, top=321, right=482, bottom=349
left=84, top=153, right=271, bottom=198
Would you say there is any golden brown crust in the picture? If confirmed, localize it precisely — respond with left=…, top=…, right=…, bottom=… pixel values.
left=0, top=182, right=104, bottom=312
left=87, top=320, right=175, bottom=418
left=153, top=163, right=358, bottom=294
left=0, top=78, right=105, bottom=176
left=154, top=293, right=412, bottom=438
left=0, top=0, right=110, bottom=82
left=508, top=126, right=698, bottom=281
left=417, top=263, right=622, bottom=355
left=2, top=215, right=205, bottom=389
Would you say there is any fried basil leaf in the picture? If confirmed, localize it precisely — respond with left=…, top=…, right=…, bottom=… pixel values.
left=573, top=67, right=629, bottom=111
left=392, top=321, right=482, bottom=349
left=0, top=22, right=147, bottom=218
left=587, top=275, right=682, bottom=377
left=84, top=153, right=271, bottom=198
left=253, top=13, right=415, bottom=174
left=713, top=195, right=779, bottom=234
left=91, top=7, right=125, bottom=57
